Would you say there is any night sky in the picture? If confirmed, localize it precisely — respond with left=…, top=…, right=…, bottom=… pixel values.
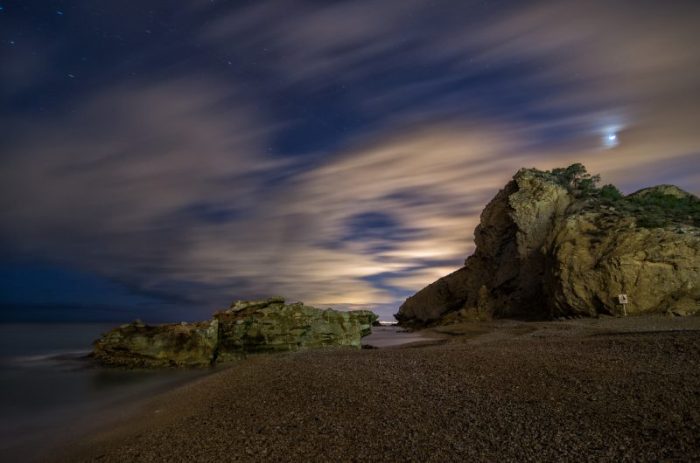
left=1, top=1, right=699, bottom=322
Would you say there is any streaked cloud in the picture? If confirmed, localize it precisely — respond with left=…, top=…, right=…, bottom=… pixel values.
left=1, top=0, right=698, bottom=320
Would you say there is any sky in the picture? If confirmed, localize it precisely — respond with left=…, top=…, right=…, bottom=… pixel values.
left=1, top=0, right=699, bottom=322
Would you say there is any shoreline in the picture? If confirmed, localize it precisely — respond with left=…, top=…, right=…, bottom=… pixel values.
left=54, top=315, right=700, bottom=462
left=4, top=326, right=438, bottom=462
left=1, top=362, right=216, bottom=463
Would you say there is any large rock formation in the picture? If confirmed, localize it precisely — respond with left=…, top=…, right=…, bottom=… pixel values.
left=93, top=319, right=219, bottom=368
left=544, top=194, right=700, bottom=318
left=397, top=166, right=700, bottom=325
left=93, top=298, right=378, bottom=368
left=214, top=297, right=377, bottom=361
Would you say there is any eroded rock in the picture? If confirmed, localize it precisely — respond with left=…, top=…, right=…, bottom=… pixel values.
left=397, top=166, right=699, bottom=325
left=93, top=319, right=219, bottom=368
left=93, top=298, right=378, bottom=367
left=397, top=168, right=573, bottom=323
left=214, top=298, right=378, bottom=361
left=544, top=211, right=700, bottom=317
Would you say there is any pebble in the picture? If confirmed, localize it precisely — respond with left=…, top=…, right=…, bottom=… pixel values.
left=55, top=320, right=700, bottom=462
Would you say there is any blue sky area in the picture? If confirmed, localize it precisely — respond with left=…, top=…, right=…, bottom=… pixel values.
left=1, top=0, right=699, bottom=321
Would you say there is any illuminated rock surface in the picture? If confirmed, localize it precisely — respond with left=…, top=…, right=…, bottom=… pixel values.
left=93, top=319, right=220, bottom=368
left=93, top=298, right=377, bottom=367
left=214, top=297, right=378, bottom=361
left=397, top=166, right=699, bottom=325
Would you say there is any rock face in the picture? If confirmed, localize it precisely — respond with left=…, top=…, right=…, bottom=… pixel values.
left=544, top=209, right=700, bottom=318
left=214, top=297, right=377, bottom=361
left=397, top=169, right=574, bottom=323
left=396, top=167, right=700, bottom=325
left=93, top=298, right=378, bottom=368
left=93, top=320, right=219, bottom=368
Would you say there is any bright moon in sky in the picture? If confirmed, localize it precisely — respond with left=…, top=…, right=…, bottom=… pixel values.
left=603, top=130, right=619, bottom=148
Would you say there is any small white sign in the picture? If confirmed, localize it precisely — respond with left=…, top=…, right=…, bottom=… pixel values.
left=618, top=294, right=628, bottom=304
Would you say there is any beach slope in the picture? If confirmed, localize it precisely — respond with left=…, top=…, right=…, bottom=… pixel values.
left=56, top=316, right=700, bottom=462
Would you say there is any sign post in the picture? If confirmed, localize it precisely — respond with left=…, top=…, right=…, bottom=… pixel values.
left=617, top=294, right=628, bottom=316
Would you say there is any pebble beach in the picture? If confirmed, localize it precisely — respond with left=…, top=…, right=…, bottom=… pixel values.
left=55, top=316, right=700, bottom=462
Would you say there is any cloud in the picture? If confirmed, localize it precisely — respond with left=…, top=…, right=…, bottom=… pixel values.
left=274, top=123, right=547, bottom=305
left=201, top=0, right=427, bottom=84
left=0, top=74, right=419, bottom=311
left=1, top=76, right=281, bottom=302
left=1, top=0, right=699, bottom=321
left=197, top=0, right=700, bottom=171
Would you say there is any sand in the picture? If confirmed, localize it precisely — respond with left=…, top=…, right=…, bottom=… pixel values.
left=54, top=316, right=700, bottom=462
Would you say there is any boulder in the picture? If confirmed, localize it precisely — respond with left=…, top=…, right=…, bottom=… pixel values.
left=214, top=298, right=378, bottom=361
left=93, top=319, right=219, bottom=368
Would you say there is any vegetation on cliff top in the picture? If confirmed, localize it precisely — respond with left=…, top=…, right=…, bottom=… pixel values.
left=538, top=163, right=699, bottom=228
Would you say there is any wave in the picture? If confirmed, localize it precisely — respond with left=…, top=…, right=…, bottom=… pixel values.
left=1, top=350, right=92, bottom=368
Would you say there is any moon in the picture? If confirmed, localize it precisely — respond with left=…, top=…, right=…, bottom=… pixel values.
left=603, top=130, right=619, bottom=148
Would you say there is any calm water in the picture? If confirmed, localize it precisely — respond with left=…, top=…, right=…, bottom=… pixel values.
left=361, top=325, right=439, bottom=348
left=0, top=323, right=433, bottom=461
left=0, top=323, right=211, bottom=462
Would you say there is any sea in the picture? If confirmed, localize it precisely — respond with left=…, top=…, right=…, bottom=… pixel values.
left=0, top=323, right=212, bottom=462
left=0, top=322, right=432, bottom=462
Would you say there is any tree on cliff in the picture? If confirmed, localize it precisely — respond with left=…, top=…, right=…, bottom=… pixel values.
left=550, top=163, right=601, bottom=197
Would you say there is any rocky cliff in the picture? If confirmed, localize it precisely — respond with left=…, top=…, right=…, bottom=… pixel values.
left=93, top=297, right=378, bottom=368
left=396, top=165, right=700, bottom=325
